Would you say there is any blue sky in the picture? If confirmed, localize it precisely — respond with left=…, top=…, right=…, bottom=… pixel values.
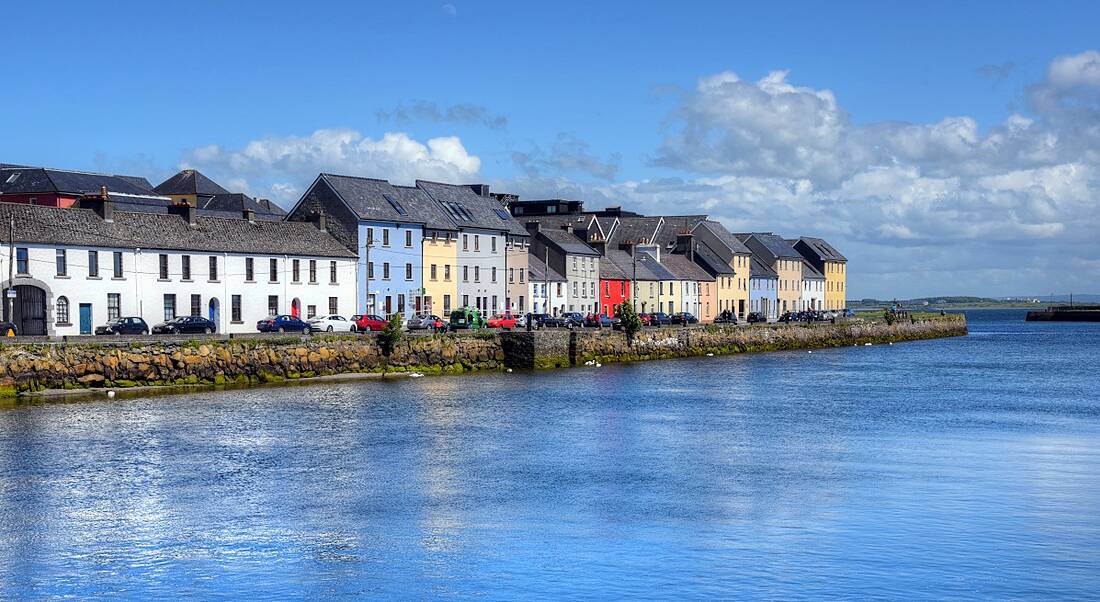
left=3, top=1, right=1099, bottom=298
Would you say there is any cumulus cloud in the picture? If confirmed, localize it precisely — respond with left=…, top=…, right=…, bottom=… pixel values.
left=518, top=51, right=1100, bottom=296
left=180, top=128, right=480, bottom=203
left=377, top=101, right=507, bottom=130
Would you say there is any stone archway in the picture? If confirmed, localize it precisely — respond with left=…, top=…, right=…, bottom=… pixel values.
left=2, top=277, right=54, bottom=336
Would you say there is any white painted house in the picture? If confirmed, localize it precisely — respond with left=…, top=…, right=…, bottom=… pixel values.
left=799, top=258, right=826, bottom=311
left=0, top=198, right=356, bottom=336
left=527, top=254, right=568, bottom=315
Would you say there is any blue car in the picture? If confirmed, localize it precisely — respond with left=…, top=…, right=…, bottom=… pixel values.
left=257, top=314, right=311, bottom=333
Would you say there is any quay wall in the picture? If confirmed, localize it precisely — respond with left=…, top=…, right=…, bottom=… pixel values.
left=0, top=316, right=967, bottom=397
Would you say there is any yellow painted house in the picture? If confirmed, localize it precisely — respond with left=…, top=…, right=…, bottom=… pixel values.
left=792, top=237, right=848, bottom=310
left=421, top=229, right=458, bottom=316
left=736, top=233, right=804, bottom=315
left=692, top=221, right=753, bottom=320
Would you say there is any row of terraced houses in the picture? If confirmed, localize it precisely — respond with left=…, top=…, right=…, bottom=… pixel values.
left=0, top=163, right=846, bottom=336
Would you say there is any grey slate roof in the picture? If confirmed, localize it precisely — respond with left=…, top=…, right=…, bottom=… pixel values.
left=635, top=251, right=677, bottom=280
left=0, top=202, right=355, bottom=258
left=797, top=236, right=847, bottom=262
left=653, top=215, right=708, bottom=248
left=660, top=252, right=714, bottom=281
left=691, top=242, right=736, bottom=276
left=610, top=216, right=663, bottom=245
left=417, top=180, right=529, bottom=236
left=1, top=167, right=156, bottom=196
left=522, top=213, right=602, bottom=240
left=535, top=227, right=601, bottom=257
left=318, top=173, right=424, bottom=225
left=749, top=255, right=778, bottom=279
left=800, top=259, right=825, bottom=280
left=736, top=232, right=802, bottom=260
left=695, top=220, right=752, bottom=255
left=200, top=193, right=286, bottom=221
left=598, top=249, right=631, bottom=280
left=154, top=169, right=230, bottom=196
left=390, top=185, right=457, bottom=231
left=528, top=254, right=567, bottom=282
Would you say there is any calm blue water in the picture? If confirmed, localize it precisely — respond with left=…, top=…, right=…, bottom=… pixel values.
left=1, top=310, right=1099, bottom=599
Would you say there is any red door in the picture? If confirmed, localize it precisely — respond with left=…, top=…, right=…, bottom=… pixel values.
left=291, top=298, right=300, bottom=318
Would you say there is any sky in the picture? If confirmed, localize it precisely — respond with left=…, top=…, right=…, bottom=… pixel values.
left=3, top=0, right=1099, bottom=299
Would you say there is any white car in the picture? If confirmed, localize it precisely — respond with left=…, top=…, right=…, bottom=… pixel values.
left=308, top=314, right=356, bottom=333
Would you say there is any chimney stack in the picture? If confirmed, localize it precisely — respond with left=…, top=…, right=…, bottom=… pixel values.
left=243, top=207, right=256, bottom=223
left=525, top=221, right=541, bottom=234
left=310, top=211, right=327, bottom=232
left=560, top=224, right=573, bottom=234
left=675, top=230, right=694, bottom=256
left=79, top=186, right=115, bottom=222
left=168, top=201, right=197, bottom=225
left=619, top=240, right=636, bottom=257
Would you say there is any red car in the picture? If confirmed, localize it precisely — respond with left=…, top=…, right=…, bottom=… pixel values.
left=487, top=313, right=518, bottom=329
left=354, top=314, right=388, bottom=331
left=638, top=313, right=653, bottom=326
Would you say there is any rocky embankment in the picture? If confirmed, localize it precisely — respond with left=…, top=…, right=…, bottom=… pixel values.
left=0, top=315, right=966, bottom=397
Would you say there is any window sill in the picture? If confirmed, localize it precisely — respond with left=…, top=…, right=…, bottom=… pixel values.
left=111, top=277, right=126, bottom=281
left=308, top=282, right=319, bottom=285
left=56, top=275, right=70, bottom=279
left=209, top=280, right=221, bottom=284
left=245, top=280, right=255, bottom=284
left=56, top=322, right=72, bottom=327
left=158, top=278, right=170, bottom=282
left=292, top=281, right=301, bottom=285
left=231, top=320, right=243, bottom=325
left=181, top=279, right=193, bottom=283
left=87, top=276, right=102, bottom=280
left=329, top=282, right=339, bottom=286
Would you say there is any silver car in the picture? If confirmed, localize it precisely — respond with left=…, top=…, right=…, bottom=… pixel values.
left=405, top=314, right=441, bottom=330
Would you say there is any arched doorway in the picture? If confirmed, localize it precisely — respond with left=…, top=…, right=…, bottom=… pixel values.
left=208, top=298, right=221, bottom=329
left=291, top=298, right=301, bottom=318
left=4, top=284, right=48, bottom=335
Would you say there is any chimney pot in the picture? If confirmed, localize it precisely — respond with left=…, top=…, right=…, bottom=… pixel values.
left=243, top=207, right=256, bottom=223
left=168, top=201, right=197, bottom=226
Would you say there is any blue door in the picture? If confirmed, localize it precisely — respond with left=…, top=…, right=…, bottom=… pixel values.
left=79, top=304, right=92, bottom=335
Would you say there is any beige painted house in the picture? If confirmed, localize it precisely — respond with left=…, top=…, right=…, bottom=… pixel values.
left=793, top=237, right=848, bottom=310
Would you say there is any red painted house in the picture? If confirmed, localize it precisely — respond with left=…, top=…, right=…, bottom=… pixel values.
left=597, top=249, right=631, bottom=316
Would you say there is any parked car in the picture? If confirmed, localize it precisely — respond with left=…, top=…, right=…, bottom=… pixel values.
left=487, top=313, right=518, bottom=329
left=406, top=314, right=441, bottom=331
left=746, top=312, right=767, bottom=324
left=648, top=312, right=672, bottom=326
left=95, top=316, right=150, bottom=335
left=525, top=313, right=551, bottom=329
left=584, top=313, right=618, bottom=328
left=0, top=320, right=17, bottom=336
left=307, top=314, right=354, bottom=333
left=713, top=310, right=737, bottom=325
left=670, top=312, right=698, bottom=325
left=257, top=314, right=310, bottom=333
left=561, top=312, right=586, bottom=328
left=153, top=315, right=217, bottom=335
left=354, top=314, right=389, bottom=332
left=449, top=308, right=485, bottom=330
left=637, top=313, right=652, bottom=326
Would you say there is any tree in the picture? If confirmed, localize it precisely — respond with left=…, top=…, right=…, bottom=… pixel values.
left=617, top=302, right=642, bottom=344
left=378, top=313, right=404, bottom=357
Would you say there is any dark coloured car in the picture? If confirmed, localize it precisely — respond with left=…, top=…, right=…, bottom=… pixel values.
left=669, top=312, right=698, bottom=325
left=713, top=310, right=737, bottom=324
left=256, top=314, right=310, bottom=333
left=95, top=316, right=150, bottom=335
left=648, top=312, right=672, bottom=326
left=561, top=312, right=585, bottom=328
left=153, top=315, right=217, bottom=335
left=0, top=320, right=17, bottom=336
left=747, top=312, right=767, bottom=324
left=525, top=313, right=552, bottom=328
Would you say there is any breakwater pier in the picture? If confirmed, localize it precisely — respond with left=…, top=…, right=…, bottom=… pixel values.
left=0, top=315, right=967, bottom=398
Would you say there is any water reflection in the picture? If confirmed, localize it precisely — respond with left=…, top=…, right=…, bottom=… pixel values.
left=0, top=310, right=1098, bottom=598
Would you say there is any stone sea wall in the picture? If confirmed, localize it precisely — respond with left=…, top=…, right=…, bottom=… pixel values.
left=0, top=315, right=966, bottom=397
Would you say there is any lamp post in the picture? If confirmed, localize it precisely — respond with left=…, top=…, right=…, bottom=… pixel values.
left=6, top=214, right=14, bottom=323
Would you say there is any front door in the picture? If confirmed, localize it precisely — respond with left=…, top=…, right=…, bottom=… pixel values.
left=79, top=303, right=92, bottom=335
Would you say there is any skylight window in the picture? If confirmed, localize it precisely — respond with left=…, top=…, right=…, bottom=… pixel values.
left=384, top=194, right=407, bottom=216
left=5, top=172, right=19, bottom=184
left=493, top=209, right=511, bottom=220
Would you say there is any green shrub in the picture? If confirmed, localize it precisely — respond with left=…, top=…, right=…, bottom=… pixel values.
left=617, top=302, right=642, bottom=344
left=378, top=314, right=403, bottom=356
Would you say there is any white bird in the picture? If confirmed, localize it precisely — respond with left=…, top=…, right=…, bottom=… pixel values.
left=107, top=390, right=116, bottom=398
left=706, top=353, right=714, bottom=357
left=506, top=368, right=513, bottom=373
left=864, top=343, right=872, bottom=346
left=409, top=372, right=425, bottom=378
left=808, top=350, right=812, bottom=353
left=595, top=363, right=602, bottom=367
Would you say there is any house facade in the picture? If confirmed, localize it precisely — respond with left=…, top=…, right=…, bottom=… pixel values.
left=793, top=237, right=848, bottom=310
left=0, top=199, right=355, bottom=336
left=692, top=220, right=752, bottom=320
left=738, top=233, right=803, bottom=315
left=524, top=222, right=600, bottom=315
left=799, top=259, right=826, bottom=311
left=418, top=181, right=528, bottom=316
left=748, top=256, right=779, bottom=320
left=506, top=235, right=530, bottom=314
left=528, top=255, right=568, bottom=314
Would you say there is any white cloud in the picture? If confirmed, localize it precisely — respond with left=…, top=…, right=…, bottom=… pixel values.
left=180, top=129, right=480, bottom=203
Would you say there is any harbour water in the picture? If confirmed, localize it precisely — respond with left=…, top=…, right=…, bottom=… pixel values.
left=1, top=309, right=1098, bottom=599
